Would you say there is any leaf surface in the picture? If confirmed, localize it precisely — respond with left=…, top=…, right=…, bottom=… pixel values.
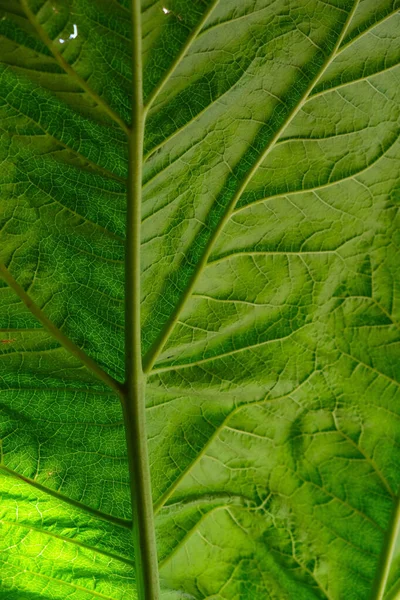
left=0, top=0, right=399, bottom=598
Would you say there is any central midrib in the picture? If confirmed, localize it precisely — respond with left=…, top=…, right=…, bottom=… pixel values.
left=122, top=1, right=160, bottom=599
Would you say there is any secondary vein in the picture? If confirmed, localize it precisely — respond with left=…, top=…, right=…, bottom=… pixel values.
left=0, top=465, right=131, bottom=530
left=144, top=0, right=220, bottom=114
left=153, top=407, right=241, bottom=514
left=337, top=8, right=400, bottom=55
left=142, top=0, right=361, bottom=374
left=0, top=264, right=124, bottom=397
left=20, top=0, right=130, bottom=136
left=370, top=491, right=400, bottom=600
left=1, top=519, right=134, bottom=567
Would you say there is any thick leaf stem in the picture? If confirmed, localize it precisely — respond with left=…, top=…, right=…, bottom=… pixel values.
left=124, top=1, right=160, bottom=598
left=370, top=491, right=400, bottom=600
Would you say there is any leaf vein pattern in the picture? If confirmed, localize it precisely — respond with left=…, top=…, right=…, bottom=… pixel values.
left=0, top=520, right=134, bottom=566
left=0, top=465, right=131, bottom=529
left=0, top=265, right=123, bottom=396
left=19, top=0, right=129, bottom=135
left=142, top=0, right=362, bottom=374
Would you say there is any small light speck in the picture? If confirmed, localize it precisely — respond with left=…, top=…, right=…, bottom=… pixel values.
left=58, top=24, right=77, bottom=45
left=162, top=7, right=170, bottom=14
left=69, top=23, right=78, bottom=40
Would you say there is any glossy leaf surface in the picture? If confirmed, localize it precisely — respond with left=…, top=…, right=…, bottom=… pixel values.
left=0, top=0, right=399, bottom=598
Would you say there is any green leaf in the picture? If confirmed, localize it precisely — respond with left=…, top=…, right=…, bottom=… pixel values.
left=0, top=0, right=399, bottom=599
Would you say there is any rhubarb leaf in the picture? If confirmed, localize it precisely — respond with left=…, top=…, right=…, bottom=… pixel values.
left=0, top=0, right=399, bottom=599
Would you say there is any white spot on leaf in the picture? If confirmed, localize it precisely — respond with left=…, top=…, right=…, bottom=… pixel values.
left=69, top=23, right=78, bottom=39
left=59, top=24, right=78, bottom=45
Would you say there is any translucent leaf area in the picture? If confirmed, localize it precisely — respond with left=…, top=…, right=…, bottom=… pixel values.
left=0, top=0, right=399, bottom=598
